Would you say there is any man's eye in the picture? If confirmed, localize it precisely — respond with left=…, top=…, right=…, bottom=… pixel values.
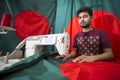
left=83, top=15, right=88, bottom=18
left=78, top=17, right=81, bottom=19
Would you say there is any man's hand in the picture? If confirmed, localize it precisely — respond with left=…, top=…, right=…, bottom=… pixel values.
left=72, top=55, right=97, bottom=63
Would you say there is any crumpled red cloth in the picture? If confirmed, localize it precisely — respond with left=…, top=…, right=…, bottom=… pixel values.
left=59, top=62, right=120, bottom=80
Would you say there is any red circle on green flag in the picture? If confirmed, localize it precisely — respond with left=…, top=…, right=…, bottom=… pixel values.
left=14, top=10, right=50, bottom=40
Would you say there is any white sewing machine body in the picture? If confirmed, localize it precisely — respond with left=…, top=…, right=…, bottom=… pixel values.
left=25, top=32, right=70, bottom=57
left=0, top=32, right=70, bottom=70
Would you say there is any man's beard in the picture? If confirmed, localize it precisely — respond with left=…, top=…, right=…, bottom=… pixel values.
left=81, top=23, right=90, bottom=28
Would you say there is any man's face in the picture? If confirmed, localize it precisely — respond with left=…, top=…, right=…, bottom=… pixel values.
left=78, top=12, right=92, bottom=28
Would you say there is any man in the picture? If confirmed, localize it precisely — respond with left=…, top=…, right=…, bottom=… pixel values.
left=64, top=7, right=113, bottom=63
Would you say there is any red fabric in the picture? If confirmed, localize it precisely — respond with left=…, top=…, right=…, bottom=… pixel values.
left=59, top=62, right=120, bottom=80
left=0, top=13, right=12, bottom=26
left=66, top=10, right=120, bottom=63
left=92, top=10, right=120, bottom=62
left=14, top=10, right=50, bottom=40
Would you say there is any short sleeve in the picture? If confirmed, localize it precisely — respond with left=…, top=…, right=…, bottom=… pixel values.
left=73, top=34, right=78, bottom=48
left=100, top=30, right=112, bottom=49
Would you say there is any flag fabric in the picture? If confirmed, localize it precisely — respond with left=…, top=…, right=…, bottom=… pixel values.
left=1, top=0, right=120, bottom=80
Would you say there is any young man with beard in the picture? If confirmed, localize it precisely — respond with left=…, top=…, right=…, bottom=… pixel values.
left=64, top=7, right=113, bottom=62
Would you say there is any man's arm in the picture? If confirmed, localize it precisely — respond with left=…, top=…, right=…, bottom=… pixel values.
left=65, top=48, right=77, bottom=59
left=93, top=48, right=113, bottom=61
left=73, top=48, right=113, bottom=63
left=54, top=48, right=77, bottom=59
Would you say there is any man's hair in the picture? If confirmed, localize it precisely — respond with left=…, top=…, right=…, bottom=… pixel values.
left=77, top=7, right=93, bottom=17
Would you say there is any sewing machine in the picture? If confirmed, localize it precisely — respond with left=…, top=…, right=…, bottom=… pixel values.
left=0, top=32, right=70, bottom=70
left=25, top=32, right=70, bottom=57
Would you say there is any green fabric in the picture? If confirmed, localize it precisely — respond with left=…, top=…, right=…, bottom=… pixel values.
left=0, top=32, right=20, bottom=55
left=0, top=52, right=67, bottom=80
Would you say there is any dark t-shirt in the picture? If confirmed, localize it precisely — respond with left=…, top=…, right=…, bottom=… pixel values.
left=73, top=28, right=112, bottom=56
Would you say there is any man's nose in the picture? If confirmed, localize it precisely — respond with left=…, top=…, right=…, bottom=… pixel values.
left=80, top=17, right=84, bottom=21
left=81, top=17, right=84, bottom=20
